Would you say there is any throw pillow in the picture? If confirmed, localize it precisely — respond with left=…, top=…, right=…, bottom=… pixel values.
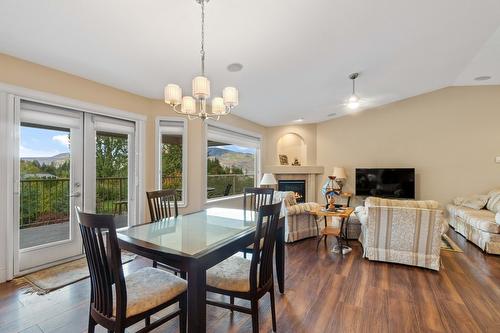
left=453, top=197, right=465, bottom=206
left=462, top=195, right=489, bottom=210
left=486, top=189, right=500, bottom=213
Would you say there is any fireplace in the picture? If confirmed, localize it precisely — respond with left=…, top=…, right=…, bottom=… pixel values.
left=278, top=180, right=306, bottom=203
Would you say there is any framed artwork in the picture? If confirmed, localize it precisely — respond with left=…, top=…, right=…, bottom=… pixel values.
left=279, top=154, right=289, bottom=165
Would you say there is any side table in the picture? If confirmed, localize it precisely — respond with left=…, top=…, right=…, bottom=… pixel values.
left=307, top=206, right=355, bottom=254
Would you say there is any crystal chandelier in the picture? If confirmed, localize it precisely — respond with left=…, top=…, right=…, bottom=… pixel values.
left=164, top=0, right=239, bottom=120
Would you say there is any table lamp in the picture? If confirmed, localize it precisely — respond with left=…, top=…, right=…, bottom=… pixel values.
left=332, top=167, right=347, bottom=192
left=260, top=173, right=277, bottom=188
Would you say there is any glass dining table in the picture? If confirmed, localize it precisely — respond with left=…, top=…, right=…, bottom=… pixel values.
left=117, top=207, right=285, bottom=333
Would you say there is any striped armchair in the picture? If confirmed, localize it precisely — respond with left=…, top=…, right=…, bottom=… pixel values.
left=357, top=197, right=444, bottom=271
left=273, top=191, right=323, bottom=243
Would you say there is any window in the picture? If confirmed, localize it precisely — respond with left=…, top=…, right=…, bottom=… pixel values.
left=157, top=119, right=187, bottom=205
left=206, top=124, right=261, bottom=200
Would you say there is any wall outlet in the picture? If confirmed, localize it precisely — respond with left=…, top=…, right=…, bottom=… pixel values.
left=496, top=156, right=500, bottom=163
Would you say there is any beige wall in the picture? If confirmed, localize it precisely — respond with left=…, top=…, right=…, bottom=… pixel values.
left=263, top=124, right=317, bottom=166
left=0, top=53, right=265, bottom=215
left=316, top=86, right=500, bottom=206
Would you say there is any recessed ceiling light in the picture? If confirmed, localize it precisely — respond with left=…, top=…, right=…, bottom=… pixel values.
left=294, top=118, right=304, bottom=122
left=327, top=112, right=337, bottom=117
left=227, top=63, right=243, bottom=72
left=474, top=75, right=492, bottom=81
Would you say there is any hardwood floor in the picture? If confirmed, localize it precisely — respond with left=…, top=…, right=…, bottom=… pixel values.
left=0, top=229, right=499, bottom=333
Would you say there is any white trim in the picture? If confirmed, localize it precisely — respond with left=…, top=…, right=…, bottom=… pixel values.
left=155, top=116, right=188, bottom=208
left=0, top=82, right=146, bottom=280
left=204, top=121, right=262, bottom=204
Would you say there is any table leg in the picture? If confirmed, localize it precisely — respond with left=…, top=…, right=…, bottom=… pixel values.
left=186, top=264, right=206, bottom=333
left=276, top=221, right=285, bottom=294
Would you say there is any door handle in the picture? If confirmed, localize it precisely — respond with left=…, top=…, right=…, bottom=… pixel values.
left=69, top=192, right=81, bottom=198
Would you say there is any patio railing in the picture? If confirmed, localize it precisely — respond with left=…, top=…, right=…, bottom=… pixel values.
left=20, top=173, right=255, bottom=228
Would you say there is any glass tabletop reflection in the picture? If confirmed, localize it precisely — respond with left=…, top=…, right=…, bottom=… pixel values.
left=118, top=207, right=258, bottom=257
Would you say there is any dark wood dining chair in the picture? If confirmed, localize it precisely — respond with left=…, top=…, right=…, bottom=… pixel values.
left=76, top=209, right=187, bottom=333
left=146, top=189, right=178, bottom=221
left=206, top=201, right=282, bottom=333
left=146, top=189, right=185, bottom=277
left=243, top=187, right=274, bottom=212
left=242, top=187, right=274, bottom=257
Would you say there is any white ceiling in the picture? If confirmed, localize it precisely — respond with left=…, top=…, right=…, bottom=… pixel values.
left=0, top=0, right=499, bottom=126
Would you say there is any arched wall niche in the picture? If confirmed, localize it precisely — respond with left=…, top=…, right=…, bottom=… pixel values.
left=276, top=133, right=307, bottom=165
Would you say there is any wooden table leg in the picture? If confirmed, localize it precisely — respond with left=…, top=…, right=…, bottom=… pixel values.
left=275, top=220, right=285, bottom=294
left=187, top=264, right=206, bottom=333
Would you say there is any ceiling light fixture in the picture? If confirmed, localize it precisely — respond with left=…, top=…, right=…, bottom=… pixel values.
left=164, top=0, right=238, bottom=120
left=294, top=118, right=304, bottom=122
left=227, top=63, right=243, bottom=72
left=347, top=73, right=360, bottom=110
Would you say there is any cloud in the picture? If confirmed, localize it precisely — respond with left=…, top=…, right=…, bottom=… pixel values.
left=52, top=134, right=70, bottom=147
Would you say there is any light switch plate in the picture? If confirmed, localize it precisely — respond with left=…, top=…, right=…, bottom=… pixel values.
left=496, top=156, right=500, bottom=163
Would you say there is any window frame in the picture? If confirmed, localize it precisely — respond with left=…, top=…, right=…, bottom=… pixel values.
left=204, top=121, right=262, bottom=204
left=155, top=116, right=188, bottom=207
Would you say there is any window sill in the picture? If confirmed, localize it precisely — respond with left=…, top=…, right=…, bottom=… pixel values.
left=206, top=194, right=244, bottom=204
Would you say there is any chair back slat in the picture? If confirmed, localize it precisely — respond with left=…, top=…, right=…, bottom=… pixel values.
left=243, top=187, right=274, bottom=212
left=147, top=189, right=179, bottom=221
left=249, top=201, right=281, bottom=290
left=76, top=209, right=127, bottom=320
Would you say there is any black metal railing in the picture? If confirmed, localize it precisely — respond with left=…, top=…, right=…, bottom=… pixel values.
left=20, top=173, right=255, bottom=228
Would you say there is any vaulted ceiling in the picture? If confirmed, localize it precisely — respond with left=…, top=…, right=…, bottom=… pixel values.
left=1, top=0, right=499, bottom=126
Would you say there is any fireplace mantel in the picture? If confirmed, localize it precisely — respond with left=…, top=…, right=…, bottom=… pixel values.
left=263, top=165, right=324, bottom=174
left=263, top=165, right=324, bottom=203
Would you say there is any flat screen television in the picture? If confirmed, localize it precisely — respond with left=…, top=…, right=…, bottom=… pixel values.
left=355, top=168, right=415, bottom=199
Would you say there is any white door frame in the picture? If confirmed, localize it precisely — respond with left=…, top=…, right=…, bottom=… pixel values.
left=15, top=98, right=85, bottom=273
left=85, top=114, right=137, bottom=227
left=0, top=82, right=146, bottom=281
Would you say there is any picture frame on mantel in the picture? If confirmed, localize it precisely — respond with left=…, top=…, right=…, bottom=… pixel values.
left=279, top=154, right=289, bottom=165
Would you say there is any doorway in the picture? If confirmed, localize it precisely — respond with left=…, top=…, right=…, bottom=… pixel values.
left=14, top=99, right=138, bottom=273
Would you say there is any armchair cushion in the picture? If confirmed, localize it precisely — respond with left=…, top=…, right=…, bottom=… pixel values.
left=486, top=189, right=500, bottom=213
left=461, top=195, right=489, bottom=210
left=287, top=202, right=321, bottom=216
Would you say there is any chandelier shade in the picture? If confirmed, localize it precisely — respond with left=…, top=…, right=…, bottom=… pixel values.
left=192, top=76, right=210, bottom=98
left=165, top=84, right=182, bottom=105
left=181, top=96, right=196, bottom=114
left=164, top=0, right=238, bottom=121
left=211, top=97, right=225, bottom=115
left=223, top=87, right=239, bottom=107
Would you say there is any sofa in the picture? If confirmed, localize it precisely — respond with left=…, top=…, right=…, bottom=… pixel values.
left=355, top=197, right=445, bottom=271
left=273, top=191, right=323, bottom=243
left=446, top=189, right=500, bottom=254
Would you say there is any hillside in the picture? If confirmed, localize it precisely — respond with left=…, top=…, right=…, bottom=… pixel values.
left=22, top=153, right=70, bottom=167
left=208, top=147, right=255, bottom=174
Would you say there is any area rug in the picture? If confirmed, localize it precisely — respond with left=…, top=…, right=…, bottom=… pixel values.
left=22, top=252, right=136, bottom=295
left=441, top=234, right=463, bottom=252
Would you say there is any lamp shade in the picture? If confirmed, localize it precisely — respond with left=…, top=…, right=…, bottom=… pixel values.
left=164, top=84, right=182, bottom=105
left=260, top=173, right=277, bottom=186
left=211, top=97, right=225, bottom=115
left=192, top=76, right=210, bottom=98
left=223, top=87, right=239, bottom=107
left=332, top=167, right=347, bottom=179
left=181, top=96, right=196, bottom=114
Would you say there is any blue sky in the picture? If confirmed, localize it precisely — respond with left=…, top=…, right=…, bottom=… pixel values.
left=20, top=126, right=70, bottom=158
